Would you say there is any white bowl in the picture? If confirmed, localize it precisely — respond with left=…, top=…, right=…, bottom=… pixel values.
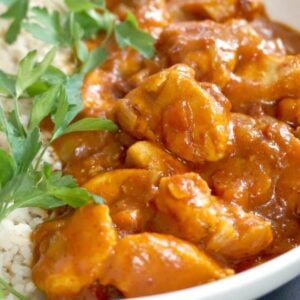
left=131, top=1, right=300, bottom=299
left=265, top=0, right=300, bottom=29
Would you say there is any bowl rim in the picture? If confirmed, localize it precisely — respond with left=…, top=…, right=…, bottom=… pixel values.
left=131, top=246, right=300, bottom=300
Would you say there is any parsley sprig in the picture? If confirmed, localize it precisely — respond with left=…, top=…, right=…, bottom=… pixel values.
left=1, top=0, right=155, bottom=73
left=0, top=0, right=29, bottom=44
left=0, top=48, right=117, bottom=222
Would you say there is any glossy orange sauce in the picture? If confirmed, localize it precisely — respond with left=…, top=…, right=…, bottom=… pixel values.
left=33, top=1, right=300, bottom=299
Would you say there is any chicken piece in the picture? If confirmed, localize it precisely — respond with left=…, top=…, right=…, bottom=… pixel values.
left=277, top=98, right=300, bottom=127
left=208, top=157, right=272, bottom=208
left=230, top=113, right=300, bottom=165
left=157, top=20, right=282, bottom=88
left=32, top=205, right=117, bottom=298
left=224, top=54, right=300, bottom=112
left=84, top=169, right=159, bottom=205
left=100, top=233, right=233, bottom=297
left=169, top=0, right=263, bottom=22
left=202, top=113, right=300, bottom=215
left=155, top=173, right=273, bottom=259
left=116, top=64, right=231, bottom=163
left=52, top=131, right=130, bottom=185
left=276, top=166, right=300, bottom=217
left=206, top=205, right=273, bottom=259
left=251, top=18, right=299, bottom=56
left=82, top=36, right=149, bottom=117
left=158, top=21, right=238, bottom=87
left=155, top=173, right=217, bottom=242
left=84, top=170, right=159, bottom=234
left=82, top=39, right=161, bottom=118
left=126, top=141, right=188, bottom=176
left=174, top=0, right=237, bottom=22
left=100, top=48, right=149, bottom=96
left=108, top=0, right=170, bottom=38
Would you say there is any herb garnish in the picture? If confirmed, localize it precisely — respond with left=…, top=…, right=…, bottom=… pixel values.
left=1, top=0, right=155, bottom=73
left=0, top=47, right=117, bottom=221
left=0, top=0, right=29, bottom=44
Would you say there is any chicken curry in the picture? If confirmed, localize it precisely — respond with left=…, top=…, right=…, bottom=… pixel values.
left=31, top=0, right=300, bottom=299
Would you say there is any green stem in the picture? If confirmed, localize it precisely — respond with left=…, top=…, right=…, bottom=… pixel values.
left=0, top=277, right=28, bottom=300
left=34, top=142, right=51, bottom=171
left=13, top=96, right=27, bottom=137
left=0, top=200, right=15, bottom=223
left=0, top=175, right=25, bottom=222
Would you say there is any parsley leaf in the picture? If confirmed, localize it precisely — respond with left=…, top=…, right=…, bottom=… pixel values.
left=63, top=117, right=118, bottom=135
left=27, top=66, right=67, bottom=97
left=115, top=12, right=155, bottom=59
left=0, top=149, right=15, bottom=188
left=0, top=102, right=8, bottom=133
left=0, top=70, right=15, bottom=97
left=64, top=0, right=105, bottom=12
left=16, top=48, right=56, bottom=97
left=81, top=46, right=108, bottom=74
left=15, top=168, right=90, bottom=210
left=23, top=7, right=64, bottom=45
left=61, top=73, right=84, bottom=123
left=51, top=86, right=70, bottom=136
left=4, top=120, right=41, bottom=173
left=29, top=84, right=60, bottom=131
left=0, top=168, right=90, bottom=222
left=1, top=0, right=29, bottom=44
left=73, top=10, right=110, bottom=39
left=23, top=7, right=85, bottom=49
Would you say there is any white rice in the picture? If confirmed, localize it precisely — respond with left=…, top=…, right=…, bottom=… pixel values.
left=0, top=1, right=71, bottom=298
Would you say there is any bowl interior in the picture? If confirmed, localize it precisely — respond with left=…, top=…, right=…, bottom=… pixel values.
left=265, top=0, right=300, bottom=29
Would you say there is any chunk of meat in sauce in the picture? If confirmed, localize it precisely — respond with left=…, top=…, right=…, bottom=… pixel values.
left=202, top=113, right=300, bottom=211
left=100, top=233, right=233, bottom=297
left=32, top=205, right=117, bottom=298
left=154, top=173, right=273, bottom=259
left=84, top=169, right=159, bottom=235
left=157, top=20, right=283, bottom=88
left=208, top=157, right=273, bottom=208
left=251, top=18, right=300, bottom=55
left=224, top=54, right=300, bottom=112
left=82, top=36, right=163, bottom=118
left=126, top=141, right=188, bottom=176
left=277, top=98, right=300, bottom=127
left=81, top=48, right=158, bottom=118
left=198, top=113, right=300, bottom=257
left=116, top=64, right=231, bottom=163
left=276, top=166, right=300, bottom=217
left=168, top=0, right=263, bottom=22
left=52, top=131, right=131, bottom=185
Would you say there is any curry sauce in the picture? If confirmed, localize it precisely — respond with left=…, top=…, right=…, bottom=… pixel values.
left=32, top=1, right=300, bottom=299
